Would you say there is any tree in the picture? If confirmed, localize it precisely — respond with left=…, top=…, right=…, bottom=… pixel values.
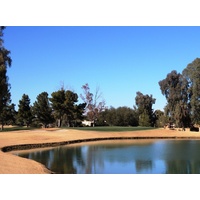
left=50, top=89, right=84, bottom=127
left=159, top=70, right=190, bottom=128
left=182, top=58, right=200, bottom=125
left=139, top=110, right=151, bottom=127
left=50, top=89, right=66, bottom=127
left=100, top=106, right=116, bottom=126
left=0, top=26, right=12, bottom=130
left=135, top=91, right=156, bottom=127
left=32, top=92, right=54, bottom=128
left=3, top=103, right=16, bottom=125
left=74, top=103, right=87, bottom=126
left=80, top=83, right=105, bottom=126
left=153, top=109, right=168, bottom=128
left=97, top=106, right=139, bottom=126
left=65, top=90, right=79, bottom=127
left=17, top=94, right=33, bottom=127
left=113, top=107, right=138, bottom=126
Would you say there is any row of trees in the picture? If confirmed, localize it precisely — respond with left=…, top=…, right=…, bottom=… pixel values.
left=15, top=91, right=86, bottom=128
left=95, top=92, right=167, bottom=127
left=0, top=26, right=165, bottom=130
left=159, top=58, right=200, bottom=129
left=2, top=26, right=200, bottom=130
left=10, top=57, right=200, bottom=130
left=0, top=27, right=108, bottom=130
left=2, top=89, right=164, bottom=129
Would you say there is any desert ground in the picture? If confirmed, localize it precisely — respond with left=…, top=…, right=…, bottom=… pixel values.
left=0, top=128, right=200, bottom=174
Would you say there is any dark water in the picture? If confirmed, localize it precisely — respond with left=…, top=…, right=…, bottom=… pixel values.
left=15, top=139, right=200, bottom=174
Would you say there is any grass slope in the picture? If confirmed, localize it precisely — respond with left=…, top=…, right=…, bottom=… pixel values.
left=65, top=126, right=158, bottom=132
left=1, top=126, right=37, bottom=132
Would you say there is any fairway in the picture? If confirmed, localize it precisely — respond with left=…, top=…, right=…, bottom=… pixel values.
left=65, top=126, right=158, bottom=132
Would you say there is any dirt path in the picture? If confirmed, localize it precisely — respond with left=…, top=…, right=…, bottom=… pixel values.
left=0, top=128, right=200, bottom=174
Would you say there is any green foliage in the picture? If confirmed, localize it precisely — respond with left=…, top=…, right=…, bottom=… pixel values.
left=159, top=70, right=190, bottom=128
left=64, top=90, right=78, bottom=126
left=17, top=94, right=33, bottom=127
left=32, top=92, right=54, bottom=128
left=0, top=27, right=13, bottom=130
left=73, top=103, right=87, bottom=126
left=135, top=92, right=156, bottom=127
left=182, top=58, right=200, bottom=124
left=153, top=109, right=168, bottom=127
left=139, top=110, right=151, bottom=127
left=50, top=89, right=86, bottom=127
left=97, top=106, right=139, bottom=126
left=50, top=89, right=66, bottom=127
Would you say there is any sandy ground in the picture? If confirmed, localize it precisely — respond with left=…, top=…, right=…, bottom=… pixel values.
left=1, top=128, right=200, bottom=174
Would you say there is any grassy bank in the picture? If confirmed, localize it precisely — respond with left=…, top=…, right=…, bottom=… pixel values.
left=1, top=126, right=158, bottom=132
left=1, top=126, right=37, bottom=132
left=65, top=126, right=158, bottom=132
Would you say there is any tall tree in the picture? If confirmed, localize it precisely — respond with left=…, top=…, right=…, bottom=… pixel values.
left=80, top=83, right=105, bottom=126
left=17, top=94, right=33, bottom=127
left=135, top=91, right=156, bottom=127
left=182, top=58, right=200, bottom=125
left=139, top=110, right=151, bottom=127
left=153, top=109, right=168, bottom=128
left=0, top=26, right=12, bottom=130
left=97, top=106, right=139, bottom=126
left=50, top=89, right=66, bottom=127
left=159, top=70, right=190, bottom=128
left=73, top=103, right=86, bottom=126
left=50, top=89, right=83, bottom=127
left=64, top=90, right=78, bottom=127
left=2, top=103, right=16, bottom=126
left=32, top=92, right=54, bottom=128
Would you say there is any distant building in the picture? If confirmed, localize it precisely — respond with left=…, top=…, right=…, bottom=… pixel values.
left=82, top=120, right=93, bottom=127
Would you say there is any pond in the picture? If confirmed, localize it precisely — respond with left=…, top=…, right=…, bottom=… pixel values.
left=15, top=139, right=200, bottom=174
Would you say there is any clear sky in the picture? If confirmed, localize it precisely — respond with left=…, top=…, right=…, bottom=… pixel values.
left=3, top=26, right=200, bottom=111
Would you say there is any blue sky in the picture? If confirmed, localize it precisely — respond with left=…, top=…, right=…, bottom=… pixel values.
left=3, top=26, right=200, bottom=111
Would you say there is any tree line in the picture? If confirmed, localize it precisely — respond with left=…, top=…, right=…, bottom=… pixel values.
left=1, top=26, right=200, bottom=130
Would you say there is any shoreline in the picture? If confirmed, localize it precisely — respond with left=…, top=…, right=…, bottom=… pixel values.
left=1, top=128, right=200, bottom=174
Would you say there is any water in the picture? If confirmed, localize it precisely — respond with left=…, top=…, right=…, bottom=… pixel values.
left=15, top=139, right=200, bottom=174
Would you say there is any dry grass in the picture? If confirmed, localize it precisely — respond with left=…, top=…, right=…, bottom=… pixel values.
left=0, top=128, right=200, bottom=174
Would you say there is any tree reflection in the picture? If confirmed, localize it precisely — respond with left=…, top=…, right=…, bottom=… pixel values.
left=85, top=146, right=104, bottom=174
left=165, top=160, right=200, bottom=174
left=17, top=140, right=200, bottom=174
left=161, top=140, right=200, bottom=174
left=135, top=160, right=153, bottom=173
left=19, top=146, right=86, bottom=174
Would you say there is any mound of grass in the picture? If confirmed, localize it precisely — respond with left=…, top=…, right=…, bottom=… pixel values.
left=65, top=126, right=157, bottom=132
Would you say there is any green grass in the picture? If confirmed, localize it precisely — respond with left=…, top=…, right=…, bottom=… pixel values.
left=1, top=126, right=38, bottom=132
left=64, top=126, right=158, bottom=132
left=1, top=125, right=158, bottom=132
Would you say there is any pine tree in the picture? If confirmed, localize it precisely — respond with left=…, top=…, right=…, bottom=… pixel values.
left=17, top=94, right=33, bottom=127
left=32, top=92, right=54, bottom=128
left=0, top=27, right=12, bottom=130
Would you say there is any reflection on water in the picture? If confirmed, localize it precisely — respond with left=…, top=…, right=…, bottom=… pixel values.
left=16, top=139, right=200, bottom=174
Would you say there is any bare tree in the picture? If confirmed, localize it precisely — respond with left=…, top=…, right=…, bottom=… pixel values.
left=80, top=83, right=106, bottom=126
